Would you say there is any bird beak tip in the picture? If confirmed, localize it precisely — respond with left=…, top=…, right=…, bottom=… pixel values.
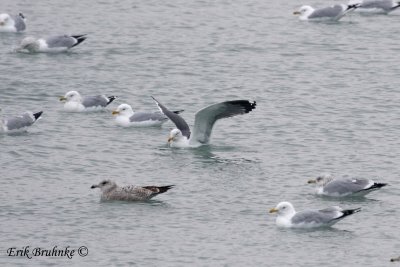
left=269, top=208, right=278, bottom=213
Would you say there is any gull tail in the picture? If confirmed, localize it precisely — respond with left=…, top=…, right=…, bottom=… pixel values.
left=71, top=34, right=87, bottom=47
left=144, top=185, right=175, bottom=194
left=106, top=96, right=117, bottom=105
left=339, top=207, right=361, bottom=219
left=33, top=111, right=43, bottom=121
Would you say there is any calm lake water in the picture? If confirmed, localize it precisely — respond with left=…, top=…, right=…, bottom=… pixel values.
left=1, top=0, right=399, bottom=266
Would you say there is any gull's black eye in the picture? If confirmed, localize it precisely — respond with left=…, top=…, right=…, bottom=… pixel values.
left=101, top=181, right=108, bottom=185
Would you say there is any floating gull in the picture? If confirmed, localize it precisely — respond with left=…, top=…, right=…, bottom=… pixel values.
left=91, top=180, right=174, bottom=201
left=293, top=4, right=360, bottom=21
left=269, top=202, right=361, bottom=228
left=59, top=91, right=116, bottom=112
left=350, top=0, right=400, bottom=14
left=308, top=173, right=387, bottom=197
left=0, top=13, right=26, bottom=32
left=16, top=34, right=86, bottom=53
left=391, top=256, right=400, bottom=262
left=112, top=103, right=184, bottom=127
left=1, top=111, right=42, bottom=133
left=152, top=97, right=256, bottom=148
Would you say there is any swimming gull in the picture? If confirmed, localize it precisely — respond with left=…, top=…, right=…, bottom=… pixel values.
left=91, top=180, right=174, bottom=201
left=1, top=111, right=42, bottom=132
left=293, top=4, right=360, bottom=20
left=391, top=256, right=400, bottom=262
left=269, top=202, right=361, bottom=228
left=350, top=0, right=400, bottom=13
left=308, top=173, right=387, bottom=197
left=16, top=34, right=86, bottom=53
left=59, top=90, right=116, bottom=112
left=112, top=103, right=184, bottom=127
left=0, top=13, right=26, bottom=32
left=152, top=97, right=256, bottom=148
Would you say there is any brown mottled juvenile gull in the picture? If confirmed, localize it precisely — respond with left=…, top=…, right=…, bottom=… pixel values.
left=308, top=173, right=387, bottom=197
left=91, top=180, right=174, bottom=201
left=269, top=202, right=361, bottom=228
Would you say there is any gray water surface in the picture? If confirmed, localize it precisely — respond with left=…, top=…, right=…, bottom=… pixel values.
left=1, top=0, right=399, bottom=266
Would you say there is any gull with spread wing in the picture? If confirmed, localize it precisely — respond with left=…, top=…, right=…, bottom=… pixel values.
left=152, top=97, right=256, bottom=148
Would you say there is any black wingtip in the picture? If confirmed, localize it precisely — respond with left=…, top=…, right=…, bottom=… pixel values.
left=71, top=35, right=87, bottom=47
left=173, top=110, right=184, bottom=114
left=158, top=185, right=175, bottom=193
left=107, top=96, right=117, bottom=105
left=226, top=100, right=257, bottom=114
left=343, top=207, right=361, bottom=216
left=33, top=111, right=43, bottom=120
left=373, top=182, right=388, bottom=189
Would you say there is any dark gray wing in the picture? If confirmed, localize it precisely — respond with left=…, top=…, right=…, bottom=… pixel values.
left=191, top=100, right=256, bottom=144
left=12, top=13, right=26, bottom=32
left=291, top=210, right=340, bottom=225
left=82, top=95, right=109, bottom=108
left=151, top=96, right=191, bottom=138
left=323, top=178, right=372, bottom=195
left=309, top=5, right=344, bottom=18
left=129, top=112, right=167, bottom=122
left=4, top=112, right=38, bottom=130
left=45, top=35, right=78, bottom=48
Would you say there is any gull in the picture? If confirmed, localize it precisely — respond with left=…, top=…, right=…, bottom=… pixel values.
left=91, top=180, right=174, bottom=201
left=0, top=13, right=26, bottom=32
left=293, top=4, right=360, bottom=21
left=269, top=202, right=361, bottom=228
left=391, top=256, right=400, bottom=262
left=351, top=0, right=400, bottom=14
left=308, top=173, right=387, bottom=197
left=16, top=34, right=86, bottom=53
left=1, top=110, right=42, bottom=132
left=112, top=103, right=183, bottom=127
left=59, top=91, right=116, bottom=112
left=151, top=97, right=256, bottom=148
